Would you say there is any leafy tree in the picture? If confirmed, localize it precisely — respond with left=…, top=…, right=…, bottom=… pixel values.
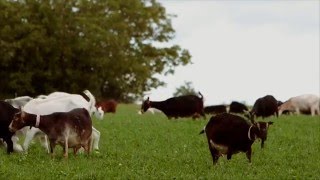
left=0, top=0, right=191, bottom=102
left=173, top=81, right=197, bottom=97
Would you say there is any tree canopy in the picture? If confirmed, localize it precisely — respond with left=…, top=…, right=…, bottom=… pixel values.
left=0, top=0, right=191, bottom=102
left=173, top=81, right=197, bottom=97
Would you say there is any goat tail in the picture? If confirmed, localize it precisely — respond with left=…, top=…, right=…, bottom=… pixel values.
left=198, top=91, right=204, bottom=100
left=83, top=90, right=96, bottom=107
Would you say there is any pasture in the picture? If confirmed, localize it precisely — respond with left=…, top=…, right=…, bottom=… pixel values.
left=0, top=104, right=319, bottom=179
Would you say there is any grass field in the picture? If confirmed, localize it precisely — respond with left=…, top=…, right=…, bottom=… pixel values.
left=0, top=104, right=319, bottom=179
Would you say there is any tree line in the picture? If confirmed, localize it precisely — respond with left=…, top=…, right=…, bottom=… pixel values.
left=0, top=0, right=191, bottom=102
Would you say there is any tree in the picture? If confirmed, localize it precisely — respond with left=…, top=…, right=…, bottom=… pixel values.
left=173, top=81, right=197, bottom=97
left=0, top=0, right=191, bottom=102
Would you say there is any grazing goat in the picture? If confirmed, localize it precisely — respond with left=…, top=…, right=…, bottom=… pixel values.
left=278, top=94, right=319, bottom=116
left=204, top=105, right=227, bottom=115
left=96, top=99, right=117, bottom=113
left=141, top=92, right=205, bottom=119
left=250, top=95, right=279, bottom=119
left=229, top=101, right=248, bottom=114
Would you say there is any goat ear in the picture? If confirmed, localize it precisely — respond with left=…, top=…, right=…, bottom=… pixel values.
left=146, top=97, right=151, bottom=105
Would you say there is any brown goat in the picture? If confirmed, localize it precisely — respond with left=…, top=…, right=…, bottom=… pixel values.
left=141, top=92, right=205, bottom=119
left=200, top=113, right=273, bottom=164
left=96, top=99, right=117, bottom=113
left=9, top=108, right=92, bottom=158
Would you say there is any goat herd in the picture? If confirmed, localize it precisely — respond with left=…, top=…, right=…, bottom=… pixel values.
left=0, top=90, right=319, bottom=165
left=140, top=92, right=319, bottom=164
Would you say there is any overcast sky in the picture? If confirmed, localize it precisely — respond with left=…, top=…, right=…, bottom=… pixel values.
left=148, top=0, right=319, bottom=105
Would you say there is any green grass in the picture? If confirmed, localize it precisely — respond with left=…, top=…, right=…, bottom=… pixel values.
left=1, top=104, right=319, bottom=179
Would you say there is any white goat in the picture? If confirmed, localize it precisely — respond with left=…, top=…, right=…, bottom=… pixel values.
left=21, top=90, right=103, bottom=153
left=278, top=94, right=320, bottom=116
left=5, top=96, right=33, bottom=109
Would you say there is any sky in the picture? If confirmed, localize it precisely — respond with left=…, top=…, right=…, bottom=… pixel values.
left=147, top=0, right=320, bottom=106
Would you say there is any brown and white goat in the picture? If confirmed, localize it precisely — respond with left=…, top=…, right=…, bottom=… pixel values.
left=9, top=108, right=92, bottom=158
